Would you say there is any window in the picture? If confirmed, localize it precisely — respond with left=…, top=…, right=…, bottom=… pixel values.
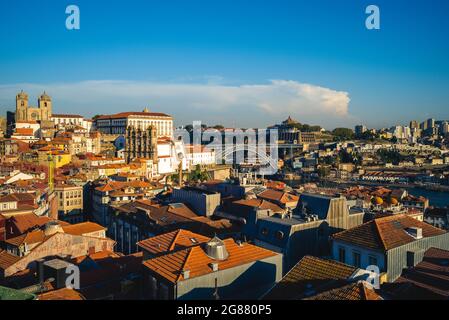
left=353, top=251, right=361, bottom=268
left=338, top=247, right=346, bottom=263
left=368, top=255, right=378, bottom=266
left=275, top=231, right=284, bottom=240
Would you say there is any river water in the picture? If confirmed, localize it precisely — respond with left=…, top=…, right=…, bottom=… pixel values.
left=288, top=180, right=449, bottom=208
left=406, top=187, right=449, bottom=208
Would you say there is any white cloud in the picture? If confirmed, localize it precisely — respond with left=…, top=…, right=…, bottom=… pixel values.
left=0, top=79, right=352, bottom=128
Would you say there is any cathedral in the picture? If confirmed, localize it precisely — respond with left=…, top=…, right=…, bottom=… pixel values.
left=124, top=125, right=158, bottom=163
left=15, top=90, right=52, bottom=122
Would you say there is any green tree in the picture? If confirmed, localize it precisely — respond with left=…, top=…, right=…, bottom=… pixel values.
left=189, top=164, right=209, bottom=182
left=332, top=128, right=355, bottom=141
left=377, top=149, right=403, bottom=165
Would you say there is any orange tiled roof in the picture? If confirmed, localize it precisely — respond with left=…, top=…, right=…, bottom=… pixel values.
left=71, top=250, right=121, bottom=265
left=6, top=213, right=52, bottom=235
left=14, top=128, right=34, bottom=136
left=95, top=181, right=125, bottom=192
left=167, top=203, right=199, bottom=219
left=332, top=214, right=446, bottom=251
left=137, top=229, right=210, bottom=255
left=263, top=255, right=357, bottom=300
left=95, top=180, right=154, bottom=192
left=62, top=222, right=105, bottom=236
left=264, top=180, right=286, bottom=191
left=143, top=238, right=278, bottom=283
left=258, top=189, right=299, bottom=204
left=233, top=198, right=284, bottom=213
left=38, top=288, right=85, bottom=300
left=306, top=281, right=382, bottom=300
left=0, top=193, right=35, bottom=203
left=5, top=229, right=47, bottom=247
left=0, top=250, right=21, bottom=270
left=96, top=111, right=172, bottom=120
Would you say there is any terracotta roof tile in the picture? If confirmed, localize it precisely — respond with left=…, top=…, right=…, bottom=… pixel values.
left=143, top=237, right=278, bottom=283
left=0, top=193, right=35, bottom=203
left=6, top=214, right=52, bottom=235
left=96, top=112, right=172, bottom=120
left=383, top=247, right=449, bottom=299
left=306, top=281, right=382, bottom=300
left=263, top=256, right=357, bottom=300
left=258, top=189, right=299, bottom=204
left=14, top=128, right=34, bottom=136
left=332, top=214, right=446, bottom=251
left=0, top=250, right=21, bottom=270
left=5, top=230, right=47, bottom=247
left=62, top=222, right=105, bottom=236
left=233, top=199, right=284, bottom=213
left=38, top=288, right=85, bottom=300
left=138, top=229, right=210, bottom=255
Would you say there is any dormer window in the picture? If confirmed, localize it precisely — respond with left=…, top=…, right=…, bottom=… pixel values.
left=275, top=231, right=284, bottom=240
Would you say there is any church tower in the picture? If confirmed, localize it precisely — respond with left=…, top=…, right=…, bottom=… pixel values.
left=38, top=91, right=52, bottom=121
left=15, top=90, right=29, bottom=122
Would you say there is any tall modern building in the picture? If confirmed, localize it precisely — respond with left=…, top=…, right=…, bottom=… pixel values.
left=442, top=122, right=449, bottom=135
left=409, top=120, right=419, bottom=129
left=355, top=125, right=367, bottom=137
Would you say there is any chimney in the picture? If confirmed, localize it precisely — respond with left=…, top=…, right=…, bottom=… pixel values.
left=37, top=259, right=45, bottom=283
left=406, top=227, right=423, bottom=239
left=209, top=262, right=219, bottom=272
left=181, top=269, right=190, bottom=280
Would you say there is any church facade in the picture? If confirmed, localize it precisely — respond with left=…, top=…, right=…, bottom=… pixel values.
left=15, top=91, right=52, bottom=122
left=124, top=125, right=158, bottom=163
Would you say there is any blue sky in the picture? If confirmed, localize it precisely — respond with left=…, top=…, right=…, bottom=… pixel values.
left=0, top=0, right=448, bottom=129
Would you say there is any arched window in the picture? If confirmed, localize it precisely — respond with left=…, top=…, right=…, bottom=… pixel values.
left=21, top=101, right=24, bottom=107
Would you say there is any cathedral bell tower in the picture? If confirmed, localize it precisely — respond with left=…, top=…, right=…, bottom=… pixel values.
left=16, top=90, right=29, bottom=122
left=38, top=91, right=52, bottom=121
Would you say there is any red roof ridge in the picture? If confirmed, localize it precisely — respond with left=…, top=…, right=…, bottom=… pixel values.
left=177, top=247, right=195, bottom=282
left=169, top=230, right=183, bottom=252
left=373, top=219, right=388, bottom=251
